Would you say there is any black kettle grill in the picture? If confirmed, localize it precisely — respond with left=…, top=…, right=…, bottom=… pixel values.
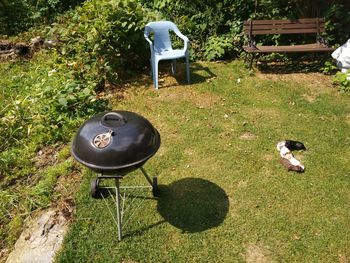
left=71, top=110, right=161, bottom=240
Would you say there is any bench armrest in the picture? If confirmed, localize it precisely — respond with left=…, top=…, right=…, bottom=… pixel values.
left=316, top=35, right=330, bottom=47
left=246, top=35, right=256, bottom=49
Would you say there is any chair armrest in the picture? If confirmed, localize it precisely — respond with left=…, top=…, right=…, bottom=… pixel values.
left=173, top=30, right=189, bottom=51
left=144, top=34, right=154, bottom=53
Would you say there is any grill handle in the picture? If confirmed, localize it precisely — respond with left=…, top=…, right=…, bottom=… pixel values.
left=101, top=112, right=127, bottom=127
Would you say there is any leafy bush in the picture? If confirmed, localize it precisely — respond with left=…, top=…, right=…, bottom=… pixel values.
left=0, top=0, right=31, bottom=35
left=0, top=0, right=85, bottom=35
left=0, top=0, right=158, bottom=155
left=49, top=0, right=157, bottom=83
left=0, top=0, right=161, bottom=186
left=321, top=61, right=338, bottom=75
left=333, top=70, right=350, bottom=92
left=324, top=4, right=350, bottom=45
left=204, top=35, right=233, bottom=61
left=140, top=0, right=251, bottom=60
left=139, top=0, right=350, bottom=60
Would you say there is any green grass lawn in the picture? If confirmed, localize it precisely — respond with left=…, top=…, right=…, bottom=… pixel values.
left=56, top=61, right=350, bottom=262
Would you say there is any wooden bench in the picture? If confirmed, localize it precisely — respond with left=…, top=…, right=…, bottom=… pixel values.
left=242, top=18, right=335, bottom=68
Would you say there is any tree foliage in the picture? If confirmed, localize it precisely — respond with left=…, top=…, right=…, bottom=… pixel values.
left=0, top=0, right=85, bottom=35
left=1, top=0, right=350, bottom=60
left=140, top=0, right=350, bottom=60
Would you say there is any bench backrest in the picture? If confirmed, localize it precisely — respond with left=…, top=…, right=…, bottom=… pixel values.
left=243, top=18, right=325, bottom=36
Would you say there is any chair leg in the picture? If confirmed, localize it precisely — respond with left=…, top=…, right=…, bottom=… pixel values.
left=171, top=59, right=176, bottom=75
left=185, top=54, right=190, bottom=84
left=154, top=59, right=159, bottom=89
left=150, top=57, right=154, bottom=83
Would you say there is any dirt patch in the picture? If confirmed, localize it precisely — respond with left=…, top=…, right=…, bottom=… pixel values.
left=256, top=72, right=332, bottom=89
left=237, top=180, right=248, bottom=188
left=33, top=145, right=64, bottom=169
left=99, top=79, right=145, bottom=101
left=240, top=132, right=257, bottom=140
left=53, top=170, right=81, bottom=214
left=0, top=37, right=55, bottom=61
left=244, top=243, right=274, bottom=263
left=302, top=93, right=317, bottom=103
left=244, top=108, right=281, bottom=122
left=339, top=254, right=349, bottom=263
left=184, top=148, right=196, bottom=157
left=262, top=154, right=274, bottom=161
left=157, top=88, right=220, bottom=109
left=346, top=114, right=350, bottom=126
left=0, top=40, right=31, bottom=60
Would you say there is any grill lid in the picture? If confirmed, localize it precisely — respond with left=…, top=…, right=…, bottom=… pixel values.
left=71, top=110, right=161, bottom=173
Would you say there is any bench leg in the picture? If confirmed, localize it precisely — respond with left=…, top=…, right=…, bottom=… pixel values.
left=244, top=52, right=249, bottom=64
left=244, top=53, right=255, bottom=69
left=256, top=53, right=262, bottom=66
left=249, top=53, right=256, bottom=70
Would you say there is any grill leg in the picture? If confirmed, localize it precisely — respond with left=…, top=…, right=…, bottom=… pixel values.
left=140, top=167, right=152, bottom=186
left=140, top=167, right=159, bottom=197
left=115, top=178, right=122, bottom=241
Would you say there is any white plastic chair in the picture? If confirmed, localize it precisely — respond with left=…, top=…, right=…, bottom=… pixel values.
left=144, top=21, right=190, bottom=89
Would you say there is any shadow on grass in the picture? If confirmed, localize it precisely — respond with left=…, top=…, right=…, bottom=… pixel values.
left=254, top=54, right=332, bottom=74
left=158, top=62, right=217, bottom=89
left=123, top=220, right=166, bottom=239
left=157, top=178, right=229, bottom=233
left=173, top=62, right=217, bottom=85
left=90, top=177, right=229, bottom=237
left=119, top=62, right=216, bottom=88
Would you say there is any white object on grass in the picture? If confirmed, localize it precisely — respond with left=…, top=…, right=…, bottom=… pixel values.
left=332, top=39, right=350, bottom=73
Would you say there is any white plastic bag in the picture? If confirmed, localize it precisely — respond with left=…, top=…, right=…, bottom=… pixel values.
left=332, top=39, right=350, bottom=73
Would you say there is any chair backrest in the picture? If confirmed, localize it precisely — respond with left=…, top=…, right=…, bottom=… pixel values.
left=144, top=21, right=180, bottom=53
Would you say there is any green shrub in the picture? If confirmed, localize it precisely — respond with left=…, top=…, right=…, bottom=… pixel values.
left=139, top=0, right=350, bottom=60
left=333, top=70, right=350, bottom=93
left=322, top=61, right=338, bottom=75
left=49, top=0, right=157, bottom=83
left=324, top=4, right=350, bottom=45
left=0, top=0, right=158, bottom=154
left=0, top=0, right=85, bottom=35
left=204, top=35, right=234, bottom=61
left=140, top=0, right=251, bottom=60
left=0, top=0, right=31, bottom=35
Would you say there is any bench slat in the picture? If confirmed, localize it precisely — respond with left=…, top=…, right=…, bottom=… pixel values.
left=243, top=43, right=335, bottom=53
left=243, top=18, right=325, bottom=35
left=244, top=28, right=324, bottom=35
left=243, top=23, right=324, bottom=30
left=243, top=18, right=324, bottom=25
